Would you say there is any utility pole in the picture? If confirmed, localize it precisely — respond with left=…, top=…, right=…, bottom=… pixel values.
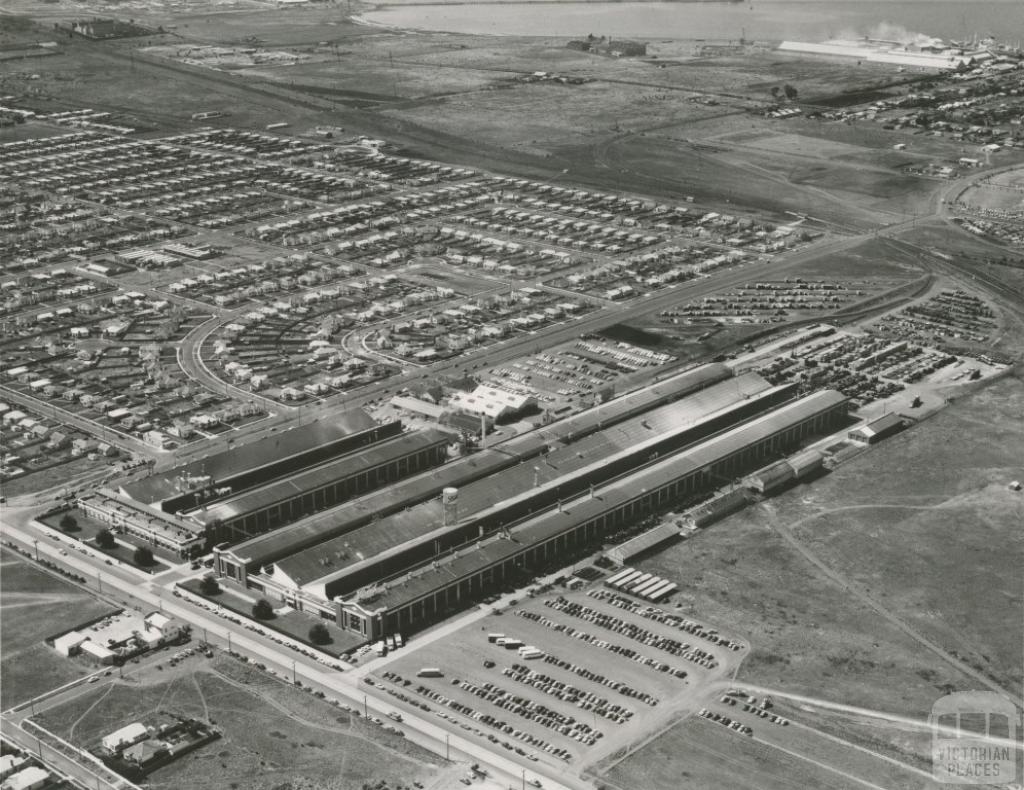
left=363, top=694, right=368, bottom=718
left=445, top=733, right=450, bottom=760
left=291, top=660, right=296, bottom=684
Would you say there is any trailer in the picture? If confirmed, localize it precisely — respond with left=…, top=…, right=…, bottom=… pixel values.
left=643, top=580, right=674, bottom=600
left=417, top=667, right=443, bottom=678
left=632, top=578, right=664, bottom=598
left=487, top=633, right=505, bottom=643
left=612, top=570, right=643, bottom=589
left=623, top=572, right=653, bottom=591
left=604, top=567, right=634, bottom=587
left=648, top=582, right=678, bottom=602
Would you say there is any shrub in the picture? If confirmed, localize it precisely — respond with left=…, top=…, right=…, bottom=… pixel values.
left=252, top=598, right=274, bottom=620
left=309, top=623, right=331, bottom=645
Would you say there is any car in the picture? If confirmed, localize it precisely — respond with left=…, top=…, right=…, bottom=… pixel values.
left=483, top=660, right=495, bottom=669
left=88, top=676, right=99, bottom=683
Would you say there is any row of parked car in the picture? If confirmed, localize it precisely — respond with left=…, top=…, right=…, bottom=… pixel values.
left=590, top=589, right=743, bottom=651
left=540, top=652, right=659, bottom=706
left=454, top=677, right=603, bottom=747
left=503, top=664, right=633, bottom=724
left=544, top=597, right=718, bottom=668
left=514, top=609, right=690, bottom=679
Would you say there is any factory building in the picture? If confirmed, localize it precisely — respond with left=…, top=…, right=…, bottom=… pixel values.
left=338, top=390, right=848, bottom=640
left=121, top=410, right=389, bottom=514
left=214, top=362, right=734, bottom=581
left=190, top=428, right=451, bottom=542
left=214, top=374, right=847, bottom=640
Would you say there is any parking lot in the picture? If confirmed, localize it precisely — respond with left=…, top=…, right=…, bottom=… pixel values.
left=373, top=584, right=744, bottom=766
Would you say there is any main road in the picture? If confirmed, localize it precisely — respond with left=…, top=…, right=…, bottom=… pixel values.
left=0, top=513, right=588, bottom=790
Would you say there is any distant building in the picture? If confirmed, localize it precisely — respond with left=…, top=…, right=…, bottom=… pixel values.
left=102, top=723, right=150, bottom=753
left=568, top=35, right=647, bottom=57
left=2, top=766, right=49, bottom=790
left=0, top=755, right=29, bottom=782
left=849, top=412, right=905, bottom=444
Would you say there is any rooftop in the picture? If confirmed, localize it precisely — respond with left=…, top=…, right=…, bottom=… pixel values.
left=276, top=373, right=779, bottom=589
left=366, top=389, right=847, bottom=611
left=189, top=428, right=451, bottom=526
left=122, top=410, right=377, bottom=505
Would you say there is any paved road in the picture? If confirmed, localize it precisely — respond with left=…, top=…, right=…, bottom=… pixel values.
left=0, top=517, right=588, bottom=790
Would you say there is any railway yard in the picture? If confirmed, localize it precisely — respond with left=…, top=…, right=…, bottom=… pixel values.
left=0, top=5, right=1022, bottom=790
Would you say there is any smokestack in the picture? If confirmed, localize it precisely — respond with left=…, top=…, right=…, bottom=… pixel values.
left=480, top=412, right=486, bottom=448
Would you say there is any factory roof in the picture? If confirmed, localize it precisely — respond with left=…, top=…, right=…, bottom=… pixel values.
left=122, top=410, right=376, bottom=504
left=279, top=374, right=779, bottom=590
left=225, top=442, right=524, bottom=567
left=550, top=362, right=732, bottom=443
left=190, top=429, right=450, bottom=526
left=366, top=389, right=847, bottom=611
left=223, top=365, right=741, bottom=569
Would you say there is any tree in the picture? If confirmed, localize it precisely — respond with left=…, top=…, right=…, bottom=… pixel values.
left=769, top=86, right=782, bottom=101
left=133, top=546, right=154, bottom=567
left=252, top=598, right=274, bottom=620
left=783, top=83, right=798, bottom=101
left=59, top=513, right=78, bottom=532
left=309, top=623, right=331, bottom=645
left=199, top=575, right=220, bottom=596
left=96, top=529, right=116, bottom=549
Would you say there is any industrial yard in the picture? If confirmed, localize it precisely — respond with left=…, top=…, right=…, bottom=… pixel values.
left=1, top=4, right=1022, bottom=790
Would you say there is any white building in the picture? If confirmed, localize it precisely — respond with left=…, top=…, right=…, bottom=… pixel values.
left=101, top=722, right=150, bottom=752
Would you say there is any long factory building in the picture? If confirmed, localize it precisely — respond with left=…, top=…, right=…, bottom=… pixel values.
left=116, top=412, right=450, bottom=545
left=213, top=365, right=848, bottom=641
left=214, top=361, right=734, bottom=578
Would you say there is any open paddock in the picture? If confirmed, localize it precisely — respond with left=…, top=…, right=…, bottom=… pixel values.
left=601, top=708, right=931, bottom=790
left=31, top=655, right=442, bottom=790
left=0, top=547, right=118, bottom=708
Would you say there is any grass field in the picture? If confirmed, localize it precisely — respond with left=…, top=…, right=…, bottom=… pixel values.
left=601, top=715, right=918, bottom=790
left=593, top=372, right=1023, bottom=788
left=33, top=655, right=443, bottom=790
left=0, top=547, right=118, bottom=708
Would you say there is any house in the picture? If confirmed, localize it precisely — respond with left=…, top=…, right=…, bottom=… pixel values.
left=2, top=766, right=49, bottom=790
left=0, top=755, right=28, bottom=781
left=101, top=722, right=150, bottom=752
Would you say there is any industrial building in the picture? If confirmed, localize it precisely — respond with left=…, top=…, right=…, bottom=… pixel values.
left=340, top=390, right=848, bottom=640
left=849, top=412, right=905, bottom=444
left=185, top=428, right=451, bottom=542
left=211, top=359, right=848, bottom=641
left=214, top=362, right=735, bottom=581
left=115, top=411, right=451, bottom=543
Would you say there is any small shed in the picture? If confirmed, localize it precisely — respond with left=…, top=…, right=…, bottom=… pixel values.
left=849, top=412, right=905, bottom=444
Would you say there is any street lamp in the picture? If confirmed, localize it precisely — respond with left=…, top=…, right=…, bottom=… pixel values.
left=363, top=694, right=368, bottom=718
left=32, top=539, right=39, bottom=561
left=291, top=660, right=296, bottom=685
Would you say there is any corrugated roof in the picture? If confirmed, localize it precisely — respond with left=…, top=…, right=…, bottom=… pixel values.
left=224, top=365, right=740, bottom=569
left=550, top=362, right=732, bottom=442
left=367, top=390, right=847, bottom=611
left=190, top=429, right=449, bottom=526
left=275, top=375, right=779, bottom=588
left=122, top=410, right=376, bottom=504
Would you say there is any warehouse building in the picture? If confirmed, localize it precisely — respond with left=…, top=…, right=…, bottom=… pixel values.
left=120, top=410, right=388, bottom=514
left=849, top=412, right=905, bottom=444
left=220, top=388, right=847, bottom=639
left=190, top=428, right=451, bottom=542
left=335, top=390, right=848, bottom=640
left=219, top=371, right=788, bottom=593
left=214, top=362, right=735, bottom=580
